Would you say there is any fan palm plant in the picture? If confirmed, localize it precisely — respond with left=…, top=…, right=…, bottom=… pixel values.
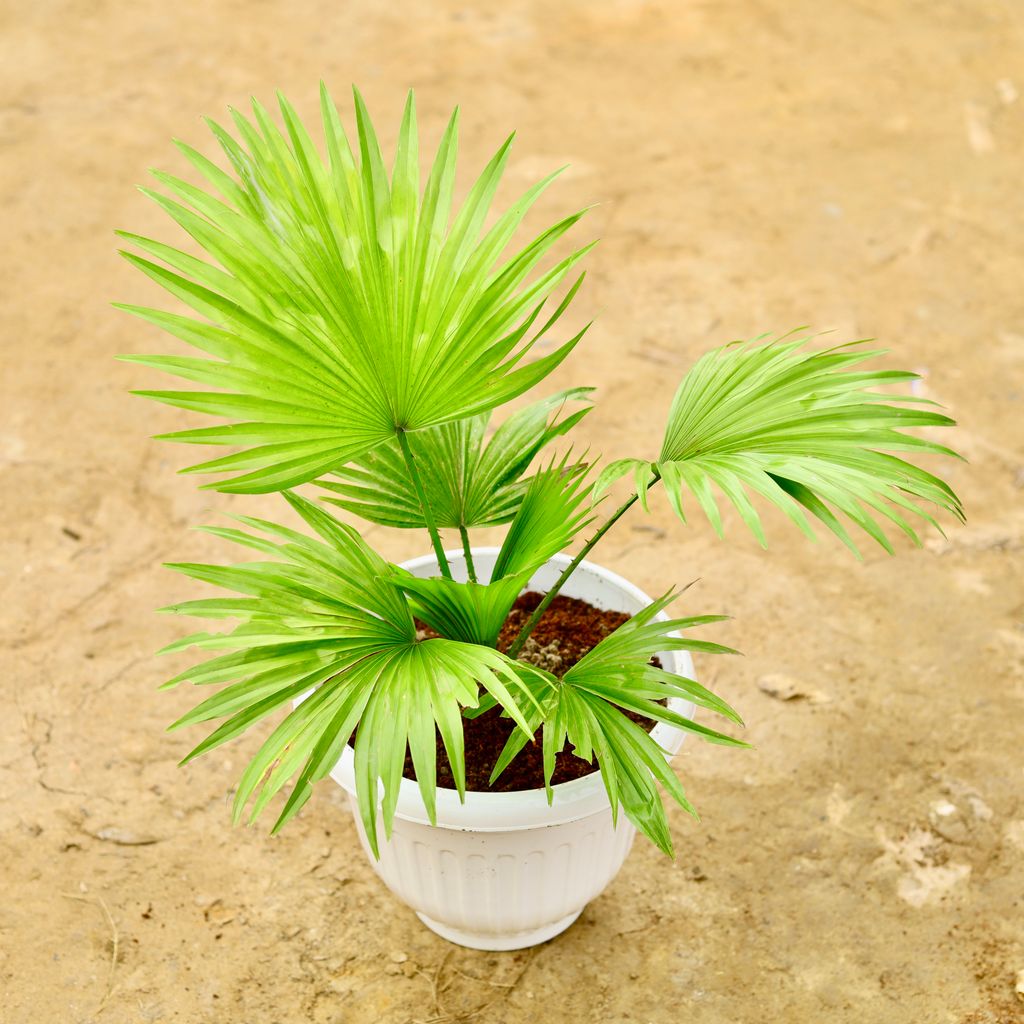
left=120, top=87, right=962, bottom=857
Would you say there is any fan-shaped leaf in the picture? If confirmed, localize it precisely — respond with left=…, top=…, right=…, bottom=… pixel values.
left=595, top=335, right=963, bottom=555
left=118, top=87, right=592, bottom=493
left=492, top=593, right=745, bottom=854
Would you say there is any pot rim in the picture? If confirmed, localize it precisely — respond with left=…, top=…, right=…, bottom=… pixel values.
left=326, top=548, right=696, bottom=832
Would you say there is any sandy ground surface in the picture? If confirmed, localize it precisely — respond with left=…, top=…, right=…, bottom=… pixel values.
left=2, top=1, right=1023, bottom=1021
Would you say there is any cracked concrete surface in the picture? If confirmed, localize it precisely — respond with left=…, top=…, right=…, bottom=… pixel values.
left=2, top=1, right=1023, bottom=1021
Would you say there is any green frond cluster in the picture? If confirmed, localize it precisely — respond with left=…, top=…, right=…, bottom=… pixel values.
left=121, top=88, right=963, bottom=858
left=160, top=493, right=542, bottom=855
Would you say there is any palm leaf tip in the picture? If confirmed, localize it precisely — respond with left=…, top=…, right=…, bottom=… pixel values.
left=604, top=334, right=962, bottom=553
left=118, top=87, right=593, bottom=494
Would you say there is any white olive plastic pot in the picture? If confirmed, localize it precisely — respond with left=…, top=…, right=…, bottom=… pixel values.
left=326, top=548, right=695, bottom=951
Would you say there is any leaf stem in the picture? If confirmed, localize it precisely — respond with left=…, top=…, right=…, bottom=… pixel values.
left=396, top=429, right=452, bottom=580
left=459, top=525, right=478, bottom=583
left=506, top=477, right=659, bottom=658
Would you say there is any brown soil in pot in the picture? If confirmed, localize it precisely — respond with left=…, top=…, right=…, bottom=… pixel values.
left=404, top=591, right=663, bottom=792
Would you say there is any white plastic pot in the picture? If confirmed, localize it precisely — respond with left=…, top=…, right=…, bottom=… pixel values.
left=327, top=548, right=695, bottom=951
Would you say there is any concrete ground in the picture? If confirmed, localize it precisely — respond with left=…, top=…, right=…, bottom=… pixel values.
left=1, top=1, right=1022, bottom=1021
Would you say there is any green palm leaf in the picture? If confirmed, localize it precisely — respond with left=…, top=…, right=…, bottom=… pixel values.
left=118, top=86, right=593, bottom=493
left=492, top=454, right=594, bottom=578
left=319, top=387, right=593, bottom=529
left=491, top=594, right=745, bottom=854
left=594, top=334, right=963, bottom=555
left=392, top=574, right=528, bottom=647
left=160, top=492, right=540, bottom=855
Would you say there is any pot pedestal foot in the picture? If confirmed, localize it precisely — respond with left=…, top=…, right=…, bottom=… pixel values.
left=415, top=909, right=583, bottom=951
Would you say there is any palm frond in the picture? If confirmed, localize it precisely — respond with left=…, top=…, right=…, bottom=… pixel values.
left=491, top=594, right=744, bottom=854
left=594, top=335, right=963, bottom=555
left=118, top=87, right=593, bottom=493
left=161, top=492, right=538, bottom=855
left=319, top=388, right=593, bottom=529
left=492, top=454, right=594, bottom=578
left=392, top=574, right=527, bottom=647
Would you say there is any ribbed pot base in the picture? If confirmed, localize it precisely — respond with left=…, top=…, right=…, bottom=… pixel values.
left=416, top=909, right=583, bottom=951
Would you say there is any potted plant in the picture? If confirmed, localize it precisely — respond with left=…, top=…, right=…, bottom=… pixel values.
left=118, top=87, right=962, bottom=951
